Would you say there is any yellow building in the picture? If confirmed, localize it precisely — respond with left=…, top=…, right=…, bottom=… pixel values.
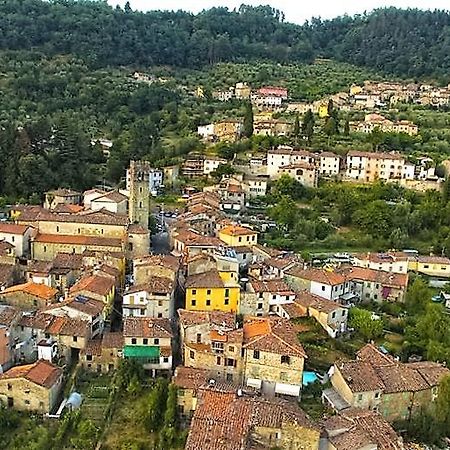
left=350, top=84, right=363, bottom=96
left=218, top=225, right=258, bottom=247
left=185, top=269, right=240, bottom=313
left=407, top=255, right=450, bottom=278
left=318, top=104, right=329, bottom=118
left=213, top=120, right=243, bottom=142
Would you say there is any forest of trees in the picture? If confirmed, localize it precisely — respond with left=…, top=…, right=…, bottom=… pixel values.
left=1, top=1, right=450, bottom=79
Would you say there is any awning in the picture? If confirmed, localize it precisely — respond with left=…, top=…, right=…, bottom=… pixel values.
left=123, top=345, right=160, bottom=358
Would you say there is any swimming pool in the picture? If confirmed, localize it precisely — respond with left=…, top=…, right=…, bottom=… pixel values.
left=302, top=371, right=319, bottom=386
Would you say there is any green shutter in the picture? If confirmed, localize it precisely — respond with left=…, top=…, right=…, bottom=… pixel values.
left=123, top=345, right=160, bottom=358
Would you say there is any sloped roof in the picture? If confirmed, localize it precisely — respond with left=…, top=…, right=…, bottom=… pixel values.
left=1, top=281, right=57, bottom=300
left=186, top=270, right=224, bottom=289
left=185, top=388, right=317, bottom=450
left=0, top=359, right=62, bottom=388
left=295, top=291, right=344, bottom=314
left=243, top=317, right=306, bottom=358
left=123, top=317, right=173, bottom=338
left=178, top=309, right=236, bottom=329
left=173, top=366, right=209, bottom=390
left=0, top=223, right=30, bottom=235
left=125, top=277, right=174, bottom=295
left=219, top=225, right=257, bottom=237
left=70, top=274, right=115, bottom=297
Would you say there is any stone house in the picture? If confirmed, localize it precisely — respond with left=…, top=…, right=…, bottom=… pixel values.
left=0, top=240, right=16, bottom=265
left=80, top=331, right=124, bottom=373
left=322, top=408, right=404, bottom=450
left=0, top=263, right=17, bottom=290
left=133, top=254, right=180, bottom=285
left=281, top=291, right=348, bottom=338
left=17, top=312, right=91, bottom=363
left=341, top=266, right=409, bottom=303
left=172, top=366, right=208, bottom=425
left=42, top=295, right=106, bottom=338
left=240, top=278, right=296, bottom=317
left=69, top=274, right=115, bottom=315
left=32, top=234, right=124, bottom=261
left=327, top=344, right=450, bottom=423
left=243, top=317, right=307, bottom=397
left=122, top=277, right=175, bottom=319
left=44, top=188, right=81, bottom=210
left=123, top=317, right=173, bottom=377
left=179, top=309, right=244, bottom=384
left=185, top=385, right=320, bottom=450
left=0, top=281, right=58, bottom=310
left=0, top=359, right=63, bottom=413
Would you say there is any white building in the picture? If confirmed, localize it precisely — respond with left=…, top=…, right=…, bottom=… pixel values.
left=0, top=223, right=33, bottom=258
left=243, top=177, right=268, bottom=197
left=318, top=152, right=341, bottom=176
left=197, top=123, right=215, bottom=139
left=203, top=157, right=227, bottom=175
left=352, top=252, right=410, bottom=274
left=91, top=191, right=128, bottom=215
left=123, top=317, right=173, bottom=376
left=126, top=167, right=163, bottom=194
left=122, top=277, right=175, bottom=319
left=345, top=151, right=409, bottom=183
left=267, top=147, right=315, bottom=177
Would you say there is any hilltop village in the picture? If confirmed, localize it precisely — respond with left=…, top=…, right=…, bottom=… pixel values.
left=3, top=66, right=450, bottom=448
left=0, top=142, right=450, bottom=449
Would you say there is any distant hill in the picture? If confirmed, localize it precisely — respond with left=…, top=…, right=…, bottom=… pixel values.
left=1, top=1, right=450, bottom=79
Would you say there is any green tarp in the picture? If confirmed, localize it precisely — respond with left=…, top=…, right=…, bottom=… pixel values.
left=123, top=345, right=160, bottom=358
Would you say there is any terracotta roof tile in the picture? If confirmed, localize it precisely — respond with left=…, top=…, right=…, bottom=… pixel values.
left=102, top=331, right=124, bottom=349
left=0, top=305, right=20, bottom=326
left=185, top=389, right=316, bottom=450
left=219, top=225, right=257, bottom=237
left=133, top=254, right=180, bottom=271
left=0, top=223, right=30, bottom=235
left=172, top=366, right=209, bottom=390
left=340, top=266, right=408, bottom=288
left=356, top=343, right=396, bottom=367
left=186, top=270, right=224, bottom=289
left=249, top=278, right=294, bottom=294
left=123, top=317, right=173, bottom=338
left=243, top=317, right=306, bottom=357
left=295, top=291, right=343, bottom=314
left=35, top=209, right=128, bottom=226
left=125, top=277, right=174, bottom=295
left=0, top=360, right=62, bottom=388
left=178, top=309, right=236, bottom=329
left=1, top=281, right=57, bottom=300
left=337, top=361, right=384, bottom=392
left=70, top=274, right=115, bottom=297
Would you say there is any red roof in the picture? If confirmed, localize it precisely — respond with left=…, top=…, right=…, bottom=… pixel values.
left=0, top=223, right=30, bottom=235
left=0, top=359, right=62, bottom=388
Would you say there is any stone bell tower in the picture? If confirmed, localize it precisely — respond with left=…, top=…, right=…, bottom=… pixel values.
left=128, top=160, right=150, bottom=229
